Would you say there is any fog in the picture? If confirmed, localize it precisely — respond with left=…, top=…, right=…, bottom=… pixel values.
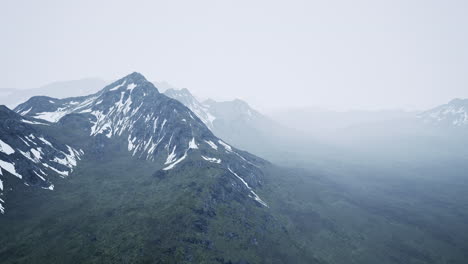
left=2, top=0, right=468, bottom=113
left=2, top=2, right=468, bottom=262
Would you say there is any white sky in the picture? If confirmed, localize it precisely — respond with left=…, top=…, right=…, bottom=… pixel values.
left=1, top=0, right=467, bottom=111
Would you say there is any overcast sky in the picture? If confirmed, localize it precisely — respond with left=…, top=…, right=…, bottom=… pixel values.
left=1, top=0, right=467, bottom=112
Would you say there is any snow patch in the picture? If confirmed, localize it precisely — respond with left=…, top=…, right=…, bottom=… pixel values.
left=109, top=80, right=127, bottom=91
left=38, top=137, right=54, bottom=147
left=218, top=140, right=232, bottom=152
left=204, top=140, right=218, bottom=150
left=22, top=119, right=49, bottom=125
left=128, top=136, right=136, bottom=151
left=53, top=147, right=78, bottom=168
left=189, top=137, right=198, bottom=149
left=165, top=146, right=177, bottom=164
left=201, top=155, right=221, bottom=164
left=33, top=171, right=46, bottom=181
left=163, top=152, right=187, bottom=170
left=42, top=184, right=54, bottom=191
left=0, top=160, right=22, bottom=179
left=18, top=150, right=34, bottom=162
left=43, top=163, right=69, bottom=177
left=0, top=139, right=15, bottom=155
left=127, top=83, right=137, bottom=91
left=228, top=167, right=268, bottom=207
left=19, top=107, right=32, bottom=116
left=33, top=111, right=68, bottom=123
left=30, top=148, right=42, bottom=162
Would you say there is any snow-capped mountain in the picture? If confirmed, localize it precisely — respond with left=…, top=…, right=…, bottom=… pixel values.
left=418, top=98, right=468, bottom=126
left=164, top=88, right=216, bottom=129
left=0, top=106, right=82, bottom=213
left=164, top=88, right=266, bottom=129
left=164, top=88, right=281, bottom=157
left=8, top=72, right=268, bottom=214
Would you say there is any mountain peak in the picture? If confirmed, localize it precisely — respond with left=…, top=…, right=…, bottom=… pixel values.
left=164, top=88, right=193, bottom=98
left=115, top=72, right=150, bottom=86
left=125, top=71, right=147, bottom=81
left=104, top=72, right=159, bottom=94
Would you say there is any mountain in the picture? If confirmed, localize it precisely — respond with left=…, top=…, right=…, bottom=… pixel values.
left=0, top=78, right=107, bottom=109
left=2, top=72, right=310, bottom=263
left=164, top=88, right=286, bottom=158
left=418, top=98, right=468, bottom=127
left=164, top=88, right=271, bottom=132
left=164, top=88, right=274, bottom=128
left=164, top=88, right=217, bottom=129
left=14, top=72, right=268, bottom=206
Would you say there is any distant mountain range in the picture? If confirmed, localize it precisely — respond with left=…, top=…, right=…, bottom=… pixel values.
left=0, top=78, right=108, bottom=108
left=163, top=87, right=468, bottom=169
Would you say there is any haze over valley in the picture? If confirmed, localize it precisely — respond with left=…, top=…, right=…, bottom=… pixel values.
left=2, top=1, right=468, bottom=263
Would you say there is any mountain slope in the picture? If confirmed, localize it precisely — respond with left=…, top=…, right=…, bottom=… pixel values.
left=0, top=106, right=82, bottom=214
left=418, top=98, right=468, bottom=126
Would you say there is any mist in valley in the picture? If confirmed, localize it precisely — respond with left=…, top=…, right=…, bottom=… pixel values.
left=1, top=1, right=468, bottom=263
